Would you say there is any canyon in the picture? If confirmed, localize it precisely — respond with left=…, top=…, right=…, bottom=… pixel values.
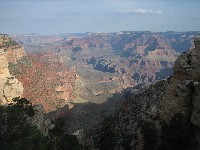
left=87, top=38, right=200, bottom=150
left=1, top=32, right=200, bottom=135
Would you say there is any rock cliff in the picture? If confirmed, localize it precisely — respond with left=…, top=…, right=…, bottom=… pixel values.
left=160, top=38, right=200, bottom=125
left=0, top=35, right=24, bottom=105
left=88, top=38, right=200, bottom=149
left=0, top=34, right=26, bottom=62
left=1, top=35, right=82, bottom=112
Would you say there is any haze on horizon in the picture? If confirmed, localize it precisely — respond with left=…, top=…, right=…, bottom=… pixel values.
left=0, top=0, right=200, bottom=34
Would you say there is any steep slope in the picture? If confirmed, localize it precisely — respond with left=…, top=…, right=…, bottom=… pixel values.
left=0, top=34, right=77, bottom=112
left=0, top=34, right=24, bottom=105
left=12, top=32, right=200, bottom=134
left=160, top=38, right=200, bottom=125
left=9, top=52, right=78, bottom=112
left=87, top=38, right=200, bottom=150
left=12, top=32, right=200, bottom=105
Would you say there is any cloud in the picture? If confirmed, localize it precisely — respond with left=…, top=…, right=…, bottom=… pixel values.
left=119, top=8, right=162, bottom=14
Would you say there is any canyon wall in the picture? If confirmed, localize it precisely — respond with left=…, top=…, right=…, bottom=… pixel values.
left=0, top=34, right=24, bottom=105
left=88, top=38, right=200, bottom=150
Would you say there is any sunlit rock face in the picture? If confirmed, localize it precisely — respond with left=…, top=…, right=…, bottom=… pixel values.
left=0, top=34, right=26, bottom=63
left=0, top=34, right=78, bottom=112
left=0, top=49, right=10, bottom=78
left=0, top=49, right=23, bottom=104
left=0, top=35, right=24, bottom=105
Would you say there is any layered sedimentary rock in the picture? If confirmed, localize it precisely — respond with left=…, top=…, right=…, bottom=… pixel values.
left=13, top=32, right=200, bottom=135
left=11, top=52, right=77, bottom=112
left=1, top=35, right=80, bottom=112
left=88, top=38, right=200, bottom=149
left=11, top=32, right=200, bottom=110
left=13, top=32, right=200, bottom=92
left=0, top=48, right=23, bottom=104
left=0, top=34, right=26, bottom=105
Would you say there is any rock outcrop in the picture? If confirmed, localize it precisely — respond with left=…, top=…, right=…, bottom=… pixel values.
left=0, top=34, right=26, bottom=63
left=160, top=38, right=200, bottom=124
left=0, top=48, right=23, bottom=104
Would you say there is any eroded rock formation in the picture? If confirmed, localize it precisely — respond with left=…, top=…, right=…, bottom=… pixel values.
left=88, top=38, right=200, bottom=149
left=0, top=48, right=23, bottom=104
left=14, top=52, right=77, bottom=112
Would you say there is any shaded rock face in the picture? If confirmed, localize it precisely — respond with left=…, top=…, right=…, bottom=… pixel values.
left=129, top=38, right=200, bottom=125
left=88, top=38, right=200, bottom=149
left=191, top=82, right=200, bottom=126
left=0, top=43, right=24, bottom=105
left=117, top=79, right=168, bottom=132
left=174, top=38, right=200, bottom=80
left=160, top=38, right=200, bottom=123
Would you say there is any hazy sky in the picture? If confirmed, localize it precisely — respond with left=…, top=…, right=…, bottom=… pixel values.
left=0, top=0, right=200, bottom=34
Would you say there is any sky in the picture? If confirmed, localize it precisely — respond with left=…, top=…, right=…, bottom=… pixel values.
left=0, top=0, right=200, bottom=34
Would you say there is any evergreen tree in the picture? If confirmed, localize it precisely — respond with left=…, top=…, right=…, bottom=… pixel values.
left=0, top=97, right=81, bottom=150
left=93, top=116, right=117, bottom=150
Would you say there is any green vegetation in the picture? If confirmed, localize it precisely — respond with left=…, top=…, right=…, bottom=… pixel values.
left=92, top=115, right=133, bottom=150
left=0, top=97, right=81, bottom=150
left=141, top=113, right=196, bottom=150
left=160, top=114, right=195, bottom=150
left=92, top=113, right=196, bottom=150
left=140, top=121, right=159, bottom=150
left=0, top=39, right=18, bottom=49
left=48, top=117, right=81, bottom=150
left=93, top=116, right=117, bottom=150
left=0, top=97, right=36, bottom=150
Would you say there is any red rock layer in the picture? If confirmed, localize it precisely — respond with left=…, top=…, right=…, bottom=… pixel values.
left=15, top=52, right=76, bottom=112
